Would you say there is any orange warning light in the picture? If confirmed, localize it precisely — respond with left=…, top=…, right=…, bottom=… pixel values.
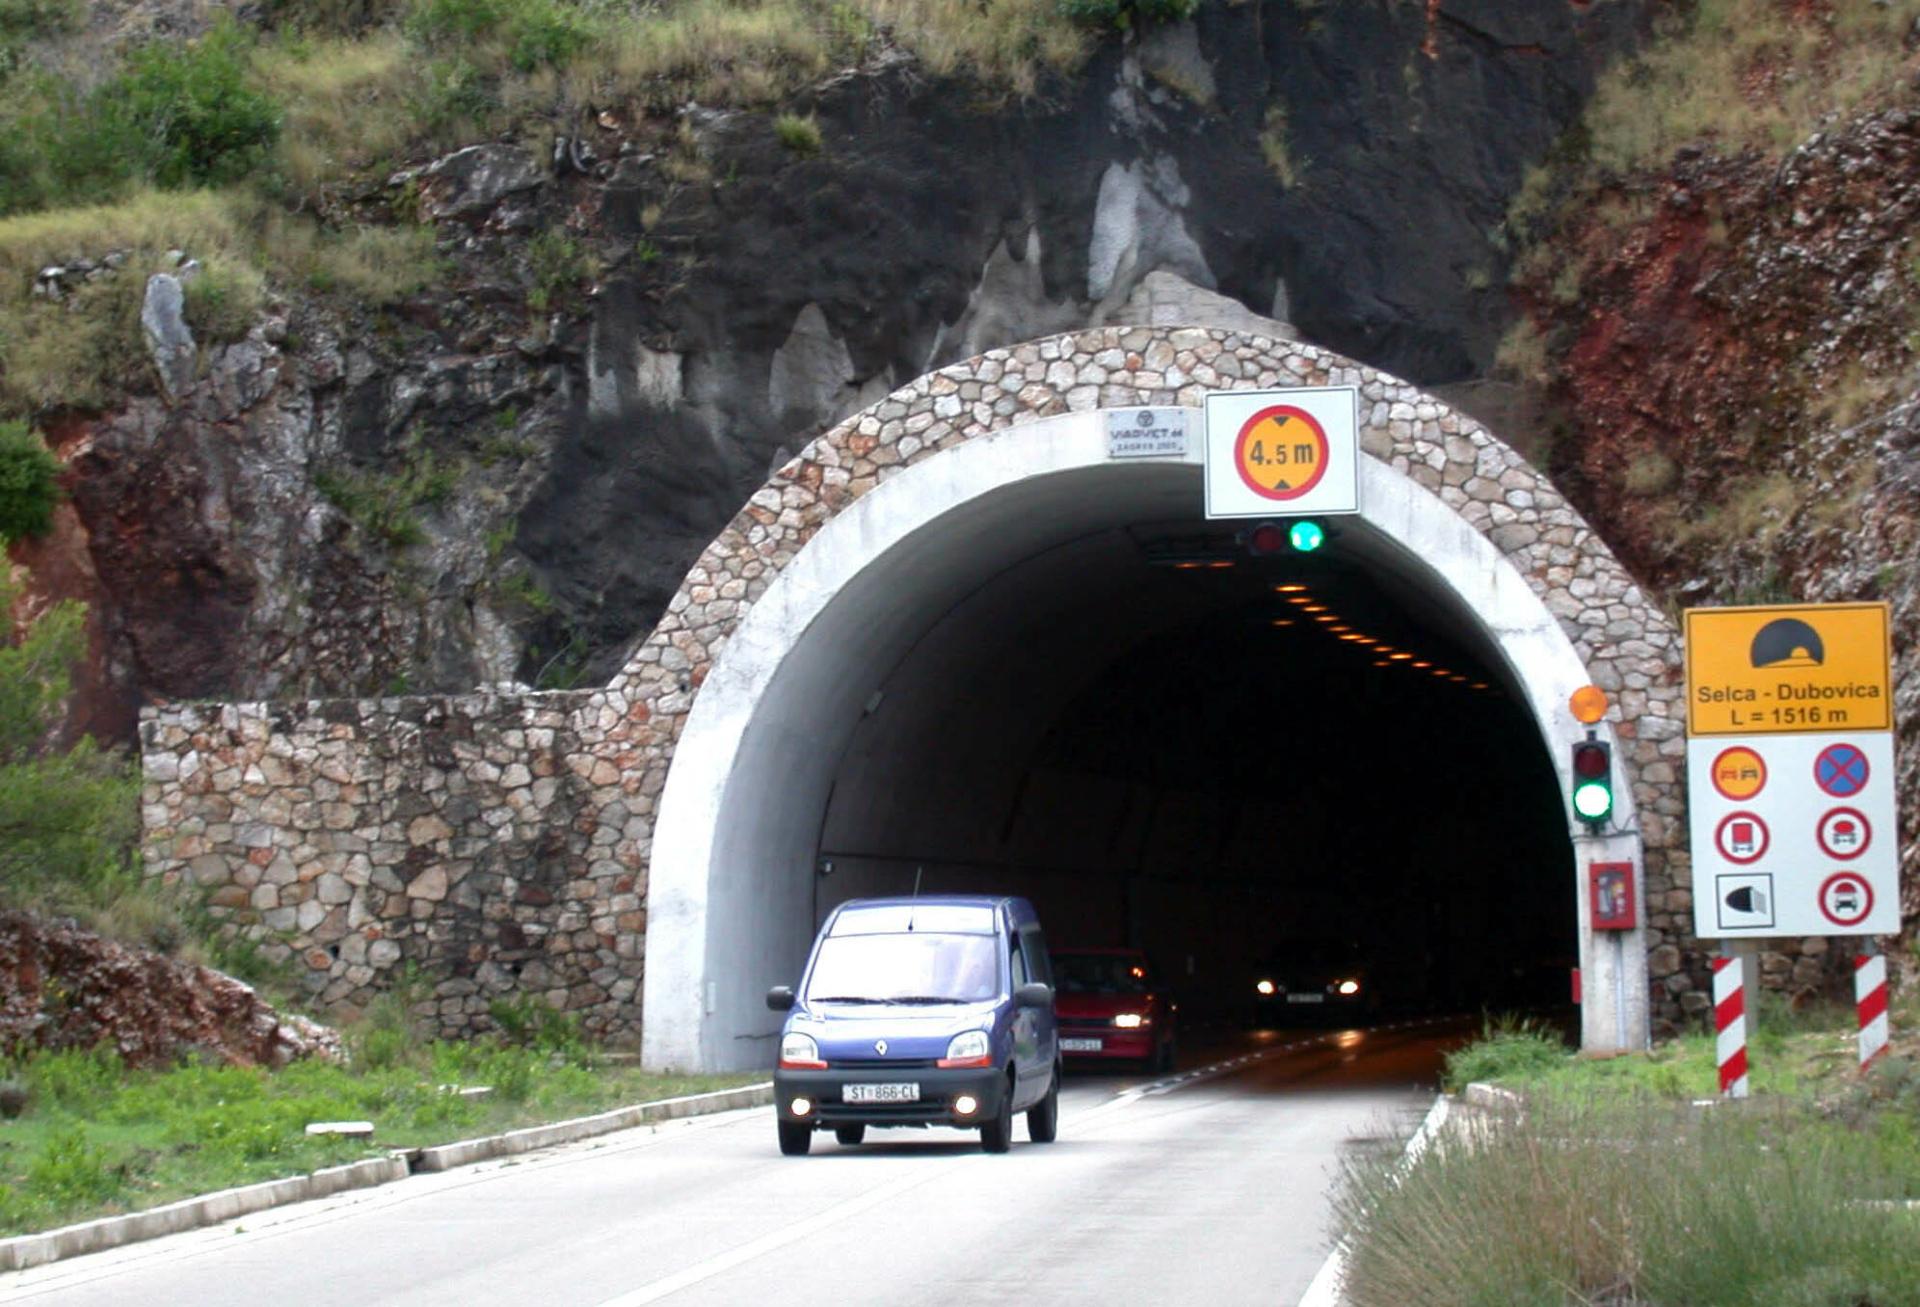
left=1570, top=685, right=1609, bottom=725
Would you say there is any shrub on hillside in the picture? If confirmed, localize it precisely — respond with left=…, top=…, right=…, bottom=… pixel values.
left=404, top=0, right=594, bottom=72
left=106, top=20, right=283, bottom=190
left=0, top=578, right=137, bottom=914
left=0, top=20, right=280, bottom=217
left=0, top=421, right=60, bottom=543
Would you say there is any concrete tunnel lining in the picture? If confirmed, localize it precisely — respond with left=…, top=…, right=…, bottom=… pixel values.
left=643, top=408, right=1646, bottom=1072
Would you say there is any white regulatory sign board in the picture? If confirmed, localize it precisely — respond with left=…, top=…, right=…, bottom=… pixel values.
left=1202, top=387, right=1359, bottom=520
left=1687, top=731, right=1899, bottom=938
left=1106, top=407, right=1189, bottom=459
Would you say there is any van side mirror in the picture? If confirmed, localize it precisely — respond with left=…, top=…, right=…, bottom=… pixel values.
left=766, top=985, right=795, bottom=1011
left=1014, top=982, right=1053, bottom=1009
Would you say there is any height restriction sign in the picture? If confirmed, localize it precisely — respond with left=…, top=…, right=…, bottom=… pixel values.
left=1203, top=387, right=1359, bottom=519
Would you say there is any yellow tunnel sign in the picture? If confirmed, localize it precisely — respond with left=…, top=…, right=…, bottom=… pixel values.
left=1684, top=602, right=1891, bottom=735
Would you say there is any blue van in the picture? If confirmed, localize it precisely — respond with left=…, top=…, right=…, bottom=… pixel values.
left=766, top=895, right=1060, bottom=1155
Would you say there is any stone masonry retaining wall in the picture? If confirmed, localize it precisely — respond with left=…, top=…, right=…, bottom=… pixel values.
left=141, top=327, right=1738, bottom=1045
left=140, top=691, right=656, bottom=1040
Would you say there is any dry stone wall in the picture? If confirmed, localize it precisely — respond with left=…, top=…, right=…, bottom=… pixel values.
left=142, top=326, right=1716, bottom=1044
left=140, top=690, right=658, bottom=1040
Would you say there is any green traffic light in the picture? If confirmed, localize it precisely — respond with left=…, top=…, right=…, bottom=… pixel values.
left=1288, top=520, right=1326, bottom=552
left=1572, top=779, right=1613, bottom=822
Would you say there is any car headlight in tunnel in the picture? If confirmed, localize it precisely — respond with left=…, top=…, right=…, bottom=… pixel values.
left=1112, top=1013, right=1146, bottom=1029
left=1336, top=980, right=1361, bottom=996
left=1256, top=979, right=1276, bottom=996
left=779, top=1033, right=824, bottom=1069
left=939, top=1029, right=991, bottom=1068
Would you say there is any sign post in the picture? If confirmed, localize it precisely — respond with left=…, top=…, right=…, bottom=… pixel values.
left=1684, top=602, right=1900, bottom=1087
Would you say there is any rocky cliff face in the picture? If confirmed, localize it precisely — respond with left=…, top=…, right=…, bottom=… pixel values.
left=0, top=911, right=341, bottom=1068
left=19, top=1, right=1648, bottom=738
left=1516, top=100, right=1920, bottom=939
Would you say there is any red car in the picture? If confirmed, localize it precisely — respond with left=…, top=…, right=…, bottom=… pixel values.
left=1050, top=948, right=1177, bottom=1072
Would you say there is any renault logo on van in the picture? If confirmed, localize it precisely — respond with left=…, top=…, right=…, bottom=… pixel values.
left=874, top=1039, right=889, bottom=1056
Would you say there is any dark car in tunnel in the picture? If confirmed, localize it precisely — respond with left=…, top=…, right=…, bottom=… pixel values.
left=1247, top=940, right=1379, bottom=1026
left=1050, top=947, right=1177, bottom=1072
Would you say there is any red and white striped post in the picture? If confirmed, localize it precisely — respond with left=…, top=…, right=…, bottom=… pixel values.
left=1856, top=950, right=1889, bottom=1073
left=1712, top=954, right=1749, bottom=1098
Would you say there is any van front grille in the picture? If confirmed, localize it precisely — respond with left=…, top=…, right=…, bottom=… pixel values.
left=829, top=1057, right=938, bottom=1070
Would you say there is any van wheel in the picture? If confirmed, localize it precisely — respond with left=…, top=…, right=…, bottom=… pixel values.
left=1027, top=1065, right=1059, bottom=1143
left=1155, top=1038, right=1177, bottom=1074
left=980, top=1081, right=1014, bottom=1153
left=834, top=1124, right=866, bottom=1146
left=778, top=1119, right=812, bottom=1156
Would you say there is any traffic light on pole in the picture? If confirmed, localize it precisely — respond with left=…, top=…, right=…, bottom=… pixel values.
left=1571, top=737, right=1613, bottom=828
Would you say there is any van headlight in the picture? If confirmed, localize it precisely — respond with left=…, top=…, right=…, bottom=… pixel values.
left=1112, top=1013, right=1146, bottom=1029
left=939, top=1029, right=992, bottom=1068
left=779, top=1033, right=824, bottom=1069
left=1336, top=980, right=1361, bottom=996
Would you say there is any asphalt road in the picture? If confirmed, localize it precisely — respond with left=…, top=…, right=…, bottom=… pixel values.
left=0, top=1019, right=1474, bottom=1307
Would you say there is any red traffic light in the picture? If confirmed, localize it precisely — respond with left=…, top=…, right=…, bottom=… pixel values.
left=1247, top=522, right=1288, bottom=555
left=1572, top=741, right=1610, bottom=778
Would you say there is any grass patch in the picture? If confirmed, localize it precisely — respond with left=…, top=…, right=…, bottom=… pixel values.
left=1585, top=0, right=1919, bottom=173
left=773, top=111, right=822, bottom=156
left=1672, top=470, right=1800, bottom=552
left=0, top=1038, right=760, bottom=1236
left=1621, top=448, right=1679, bottom=496
left=861, top=0, right=1086, bottom=98
left=1439, top=1015, right=1568, bottom=1093
left=525, top=228, right=597, bottom=311
left=1336, top=1093, right=1920, bottom=1306
left=182, top=256, right=267, bottom=344
left=300, top=224, right=443, bottom=304
left=254, top=33, right=424, bottom=195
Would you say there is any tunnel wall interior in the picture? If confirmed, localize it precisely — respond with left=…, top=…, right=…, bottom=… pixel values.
left=139, top=327, right=1711, bottom=1062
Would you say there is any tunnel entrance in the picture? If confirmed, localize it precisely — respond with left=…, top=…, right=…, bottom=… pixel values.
left=639, top=335, right=1675, bottom=1072
left=809, top=470, right=1573, bottom=1026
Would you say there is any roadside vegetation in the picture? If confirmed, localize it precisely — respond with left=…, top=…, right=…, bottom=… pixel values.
left=0, top=994, right=759, bottom=1237
left=1336, top=995, right=1920, bottom=1306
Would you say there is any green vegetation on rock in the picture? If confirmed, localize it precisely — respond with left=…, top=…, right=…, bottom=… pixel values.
left=0, top=582, right=137, bottom=920
left=0, top=420, right=61, bottom=543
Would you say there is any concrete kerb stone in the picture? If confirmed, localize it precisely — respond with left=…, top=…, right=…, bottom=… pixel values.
left=0, top=1082, right=772, bottom=1274
left=414, top=1081, right=772, bottom=1171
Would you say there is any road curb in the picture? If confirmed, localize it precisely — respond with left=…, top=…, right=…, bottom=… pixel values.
left=0, top=1081, right=772, bottom=1275
left=413, top=1082, right=771, bottom=1171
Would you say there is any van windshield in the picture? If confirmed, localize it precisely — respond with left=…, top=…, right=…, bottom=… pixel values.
left=805, top=932, right=1000, bottom=1004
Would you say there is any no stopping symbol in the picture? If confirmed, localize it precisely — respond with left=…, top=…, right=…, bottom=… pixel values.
left=1234, top=406, right=1329, bottom=501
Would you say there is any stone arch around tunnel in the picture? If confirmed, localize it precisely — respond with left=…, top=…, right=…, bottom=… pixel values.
left=618, top=327, right=1688, bottom=1071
